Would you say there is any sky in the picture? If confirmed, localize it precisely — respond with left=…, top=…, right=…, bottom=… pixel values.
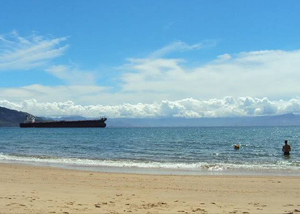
left=1, top=0, right=300, bottom=118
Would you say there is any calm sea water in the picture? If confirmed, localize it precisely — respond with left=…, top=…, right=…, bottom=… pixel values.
left=0, top=127, right=299, bottom=176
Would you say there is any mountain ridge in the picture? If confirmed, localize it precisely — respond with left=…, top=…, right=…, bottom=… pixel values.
left=1, top=106, right=300, bottom=127
left=0, top=106, right=43, bottom=127
left=107, top=113, right=300, bottom=127
left=0, top=106, right=31, bottom=127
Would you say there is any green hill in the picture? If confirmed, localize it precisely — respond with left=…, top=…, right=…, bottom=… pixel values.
left=0, top=106, right=32, bottom=127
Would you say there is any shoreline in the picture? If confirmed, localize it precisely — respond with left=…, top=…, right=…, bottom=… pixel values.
left=1, top=162, right=300, bottom=214
left=1, top=158, right=300, bottom=177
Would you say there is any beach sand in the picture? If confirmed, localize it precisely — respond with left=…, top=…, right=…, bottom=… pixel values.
left=0, top=163, right=300, bottom=214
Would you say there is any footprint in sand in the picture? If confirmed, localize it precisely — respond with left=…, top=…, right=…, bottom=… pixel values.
left=284, top=204, right=294, bottom=207
left=252, top=202, right=267, bottom=208
left=6, top=203, right=26, bottom=207
left=94, top=203, right=101, bottom=208
left=191, top=208, right=206, bottom=212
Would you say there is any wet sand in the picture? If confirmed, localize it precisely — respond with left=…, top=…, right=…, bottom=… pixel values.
left=0, top=163, right=300, bottom=214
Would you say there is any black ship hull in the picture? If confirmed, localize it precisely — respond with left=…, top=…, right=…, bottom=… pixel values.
left=20, top=119, right=106, bottom=128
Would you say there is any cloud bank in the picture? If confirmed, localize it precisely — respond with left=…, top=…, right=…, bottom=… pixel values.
left=1, top=97, right=300, bottom=118
left=1, top=32, right=300, bottom=117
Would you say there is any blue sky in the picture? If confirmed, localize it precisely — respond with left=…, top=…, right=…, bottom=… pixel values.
left=1, top=0, right=300, bottom=118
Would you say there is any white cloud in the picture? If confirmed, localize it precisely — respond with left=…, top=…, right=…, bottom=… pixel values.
left=119, top=49, right=300, bottom=102
left=1, top=31, right=300, bottom=115
left=150, top=40, right=217, bottom=58
left=46, top=65, right=96, bottom=85
left=1, top=97, right=300, bottom=118
left=216, top=53, right=231, bottom=62
left=0, top=84, right=111, bottom=105
left=0, top=31, right=99, bottom=88
left=0, top=31, right=68, bottom=71
left=2, top=48, right=300, bottom=108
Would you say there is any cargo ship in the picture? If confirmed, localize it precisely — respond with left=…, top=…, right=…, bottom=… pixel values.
left=20, top=115, right=107, bottom=128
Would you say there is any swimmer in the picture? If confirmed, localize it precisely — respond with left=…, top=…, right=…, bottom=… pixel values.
left=282, top=140, right=291, bottom=156
left=234, top=144, right=240, bottom=150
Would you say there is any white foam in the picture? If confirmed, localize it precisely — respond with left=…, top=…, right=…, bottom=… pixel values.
left=0, top=153, right=299, bottom=174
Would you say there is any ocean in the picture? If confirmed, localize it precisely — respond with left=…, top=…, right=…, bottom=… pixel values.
left=0, top=126, right=299, bottom=176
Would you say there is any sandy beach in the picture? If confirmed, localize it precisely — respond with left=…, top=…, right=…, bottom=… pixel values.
left=0, top=163, right=299, bottom=214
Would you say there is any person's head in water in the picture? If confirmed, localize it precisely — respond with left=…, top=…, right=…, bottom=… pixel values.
left=285, top=140, right=288, bottom=145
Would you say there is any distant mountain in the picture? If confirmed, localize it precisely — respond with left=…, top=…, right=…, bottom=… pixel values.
left=0, top=106, right=31, bottom=127
left=106, top=113, right=300, bottom=127
left=38, top=116, right=87, bottom=121
left=0, top=106, right=45, bottom=127
left=53, top=116, right=87, bottom=121
left=1, top=105, right=300, bottom=127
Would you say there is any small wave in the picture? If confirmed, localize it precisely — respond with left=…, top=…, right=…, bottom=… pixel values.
left=0, top=153, right=299, bottom=174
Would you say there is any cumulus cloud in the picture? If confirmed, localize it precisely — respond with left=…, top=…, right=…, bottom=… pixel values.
left=120, top=49, right=300, bottom=101
left=1, top=97, right=300, bottom=118
left=0, top=31, right=68, bottom=71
